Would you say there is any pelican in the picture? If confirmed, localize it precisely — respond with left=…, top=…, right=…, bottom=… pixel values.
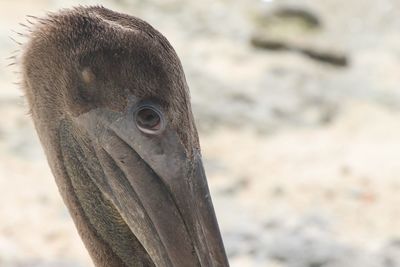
left=20, top=6, right=229, bottom=267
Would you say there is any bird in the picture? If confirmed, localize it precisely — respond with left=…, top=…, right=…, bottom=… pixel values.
left=19, top=6, right=229, bottom=267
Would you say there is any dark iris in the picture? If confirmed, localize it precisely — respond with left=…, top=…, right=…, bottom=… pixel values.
left=135, top=106, right=163, bottom=133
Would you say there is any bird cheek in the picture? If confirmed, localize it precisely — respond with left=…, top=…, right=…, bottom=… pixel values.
left=64, top=89, right=95, bottom=117
left=65, top=79, right=98, bottom=117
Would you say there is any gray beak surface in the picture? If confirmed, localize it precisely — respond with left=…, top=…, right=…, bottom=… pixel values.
left=75, top=99, right=229, bottom=267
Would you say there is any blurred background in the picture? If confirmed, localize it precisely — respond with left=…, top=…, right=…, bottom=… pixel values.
left=2, top=0, right=400, bottom=266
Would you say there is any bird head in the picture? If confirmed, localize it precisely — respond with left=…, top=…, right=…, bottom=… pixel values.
left=21, top=6, right=229, bottom=267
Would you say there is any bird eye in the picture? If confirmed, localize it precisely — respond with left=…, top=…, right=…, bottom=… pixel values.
left=135, top=105, right=164, bottom=134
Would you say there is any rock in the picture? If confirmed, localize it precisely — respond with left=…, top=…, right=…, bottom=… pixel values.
left=250, top=5, right=348, bottom=67
left=298, top=46, right=348, bottom=67
left=273, top=7, right=321, bottom=28
left=251, top=35, right=349, bottom=66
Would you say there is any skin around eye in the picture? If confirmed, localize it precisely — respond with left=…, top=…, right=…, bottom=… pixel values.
left=135, top=105, right=165, bottom=134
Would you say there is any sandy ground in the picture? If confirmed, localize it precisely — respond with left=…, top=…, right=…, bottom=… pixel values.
left=2, top=0, right=400, bottom=266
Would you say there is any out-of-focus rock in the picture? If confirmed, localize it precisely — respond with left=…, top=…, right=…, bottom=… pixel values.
left=251, top=35, right=349, bottom=66
left=251, top=5, right=321, bottom=34
left=250, top=6, right=348, bottom=67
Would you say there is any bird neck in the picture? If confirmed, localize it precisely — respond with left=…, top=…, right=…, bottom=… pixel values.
left=57, top=121, right=155, bottom=267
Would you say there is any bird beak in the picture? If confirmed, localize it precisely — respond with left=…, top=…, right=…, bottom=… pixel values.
left=74, top=100, right=229, bottom=267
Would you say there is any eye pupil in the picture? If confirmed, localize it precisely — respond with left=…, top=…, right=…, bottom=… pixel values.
left=135, top=106, right=164, bottom=134
left=137, top=109, right=160, bottom=128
